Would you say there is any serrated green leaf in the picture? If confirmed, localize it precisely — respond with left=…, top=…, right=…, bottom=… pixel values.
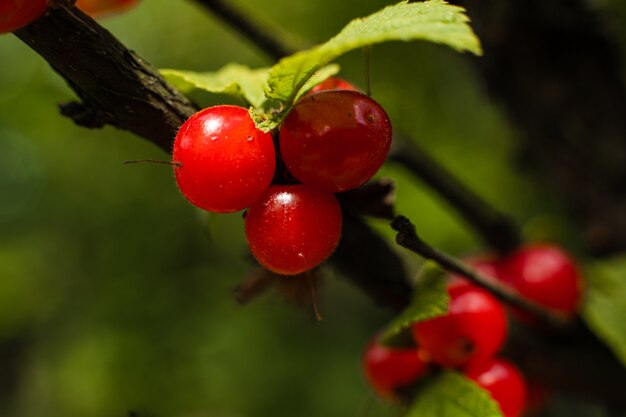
left=380, top=262, right=449, bottom=345
left=161, top=64, right=270, bottom=108
left=407, top=372, right=503, bottom=417
left=250, top=63, right=342, bottom=132
left=266, top=0, right=481, bottom=108
left=583, top=256, right=626, bottom=367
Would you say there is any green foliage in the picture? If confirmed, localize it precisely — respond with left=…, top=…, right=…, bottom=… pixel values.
left=380, top=262, right=449, bottom=345
left=407, top=371, right=504, bottom=417
left=162, top=1, right=481, bottom=131
left=260, top=0, right=481, bottom=129
left=161, top=64, right=270, bottom=108
left=583, top=256, right=626, bottom=367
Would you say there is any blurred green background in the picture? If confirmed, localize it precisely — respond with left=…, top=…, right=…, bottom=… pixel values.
left=1, top=1, right=625, bottom=416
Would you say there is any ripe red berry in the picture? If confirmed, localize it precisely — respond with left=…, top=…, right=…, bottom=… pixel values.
left=76, top=0, right=140, bottom=17
left=363, top=338, right=428, bottom=399
left=173, top=105, right=275, bottom=213
left=412, top=284, right=507, bottom=368
left=244, top=184, right=342, bottom=275
left=500, top=244, right=583, bottom=315
left=279, top=90, right=392, bottom=193
left=464, top=358, right=528, bottom=417
left=309, top=77, right=358, bottom=94
left=0, top=0, right=47, bottom=33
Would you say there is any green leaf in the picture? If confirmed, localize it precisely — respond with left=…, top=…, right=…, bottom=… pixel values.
left=583, top=256, right=626, bottom=367
left=380, top=262, right=449, bottom=345
left=250, top=64, right=341, bottom=132
left=407, top=371, right=503, bottom=417
left=160, top=64, right=270, bottom=108
left=266, top=0, right=481, bottom=106
left=296, top=63, right=341, bottom=100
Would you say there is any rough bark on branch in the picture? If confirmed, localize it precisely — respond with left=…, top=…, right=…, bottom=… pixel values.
left=15, top=3, right=197, bottom=153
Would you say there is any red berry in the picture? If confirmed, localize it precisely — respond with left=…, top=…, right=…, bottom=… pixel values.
left=412, top=284, right=507, bottom=368
left=244, top=184, right=342, bottom=275
left=309, top=77, right=358, bottom=94
left=0, top=0, right=47, bottom=33
left=76, top=0, right=140, bottom=17
left=363, top=338, right=428, bottom=399
left=173, top=105, right=275, bottom=213
left=279, top=90, right=392, bottom=193
left=464, top=358, right=528, bottom=417
left=500, top=244, right=582, bottom=315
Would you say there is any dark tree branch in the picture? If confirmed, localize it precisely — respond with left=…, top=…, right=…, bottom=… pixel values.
left=14, top=3, right=197, bottom=153
left=331, top=213, right=412, bottom=310
left=503, top=322, right=626, bottom=407
left=190, top=0, right=296, bottom=60
left=338, top=178, right=396, bottom=220
left=390, top=215, right=567, bottom=327
left=390, top=141, right=521, bottom=253
left=454, top=0, right=626, bottom=255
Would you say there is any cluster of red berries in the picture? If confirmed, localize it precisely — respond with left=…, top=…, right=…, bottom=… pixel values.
left=0, top=0, right=140, bottom=34
left=172, top=79, right=392, bottom=275
left=364, top=243, right=583, bottom=417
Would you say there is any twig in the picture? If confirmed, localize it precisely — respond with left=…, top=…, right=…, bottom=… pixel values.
left=389, top=141, right=521, bottom=253
left=124, top=159, right=181, bottom=166
left=363, top=46, right=371, bottom=97
left=390, top=215, right=568, bottom=328
left=190, top=0, right=296, bottom=60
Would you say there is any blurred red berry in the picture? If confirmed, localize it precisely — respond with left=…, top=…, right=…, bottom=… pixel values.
left=309, top=77, right=358, bottom=94
left=500, top=244, right=583, bottom=315
left=0, top=0, right=47, bottom=33
left=464, top=358, right=528, bottom=417
left=412, top=284, right=507, bottom=368
left=363, top=338, right=428, bottom=399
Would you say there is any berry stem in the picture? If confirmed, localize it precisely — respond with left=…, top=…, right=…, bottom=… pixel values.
left=390, top=215, right=568, bottom=328
left=307, top=272, right=323, bottom=321
left=363, top=46, right=372, bottom=97
left=124, top=159, right=182, bottom=167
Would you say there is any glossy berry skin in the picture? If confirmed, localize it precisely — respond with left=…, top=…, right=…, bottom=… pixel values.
left=244, top=185, right=342, bottom=275
left=412, top=284, right=507, bottom=368
left=309, top=77, right=358, bottom=94
left=0, top=0, right=47, bottom=33
left=76, top=0, right=140, bottom=17
left=363, top=338, right=428, bottom=399
left=173, top=105, right=275, bottom=213
left=500, top=244, right=582, bottom=315
left=279, top=90, right=392, bottom=193
left=464, top=358, right=528, bottom=417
